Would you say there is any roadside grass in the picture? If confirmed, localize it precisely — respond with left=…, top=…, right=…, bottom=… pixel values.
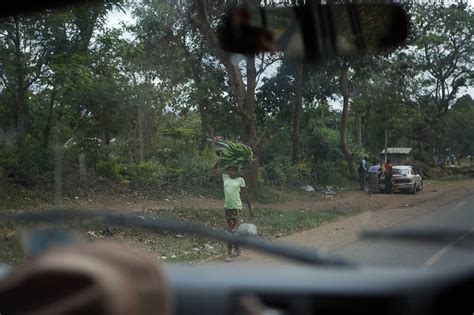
left=0, top=206, right=361, bottom=265
left=256, top=207, right=361, bottom=237
left=431, top=175, right=472, bottom=182
left=0, top=184, right=54, bottom=211
left=253, top=187, right=289, bottom=204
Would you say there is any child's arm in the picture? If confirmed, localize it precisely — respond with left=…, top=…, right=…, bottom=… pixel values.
left=212, top=161, right=223, bottom=177
left=242, top=187, right=254, bottom=220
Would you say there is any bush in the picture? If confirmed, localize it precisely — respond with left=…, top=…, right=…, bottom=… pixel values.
left=94, top=149, right=219, bottom=194
left=261, top=157, right=311, bottom=187
left=162, top=150, right=218, bottom=192
left=295, top=162, right=311, bottom=179
left=0, top=146, right=17, bottom=177
left=0, top=138, right=52, bottom=186
left=412, top=149, right=432, bottom=165
left=96, top=160, right=122, bottom=181
left=261, top=156, right=291, bottom=186
left=119, top=162, right=158, bottom=180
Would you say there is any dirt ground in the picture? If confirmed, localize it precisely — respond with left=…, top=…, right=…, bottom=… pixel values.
left=230, top=179, right=474, bottom=264
left=4, top=178, right=472, bottom=264
left=62, top=178, right=474, bottom=265
left=68, top=178, right=473, bottom=215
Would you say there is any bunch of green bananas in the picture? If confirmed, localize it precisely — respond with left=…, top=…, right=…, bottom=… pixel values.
left=218, top=141, right=254, bottom=168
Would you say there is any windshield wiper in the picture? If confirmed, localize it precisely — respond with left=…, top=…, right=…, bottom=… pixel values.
left=362, top=227, right=474, bottom=249
left=0, top=209, right=353, bottom=268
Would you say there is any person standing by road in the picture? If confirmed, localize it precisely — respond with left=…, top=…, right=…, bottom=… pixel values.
left=358, top=156, right=368, bottom=191
left=212, top=162, right=254, bottom=262
left=384, top=159, right=393, bottom=194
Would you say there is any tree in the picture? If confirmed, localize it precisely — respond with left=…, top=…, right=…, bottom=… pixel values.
left=190, top=0, right=282, bottom=191
left=292, top=60, right=303, bottom=164
left=444, top=95, right=474, bottom=161
left=394, top=3, right=474, bottom=165
left=0, top=15, right=52, bottom=143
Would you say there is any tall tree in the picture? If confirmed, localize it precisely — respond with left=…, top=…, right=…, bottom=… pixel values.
left=292, top=60, right=303, bottom=164
left=191, top=0, right=282, bottom=191
left=0, top=15, right=52, bottom=142
left=394, top=3, right=474, bottom=164
left=337, top=59, right=356, bottom=176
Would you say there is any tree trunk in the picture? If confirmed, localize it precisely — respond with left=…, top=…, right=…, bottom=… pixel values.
left=292, top=61, right=303, bottom=164
left=127, top=117, right=135, bottom=164
left=189, top=60, right=214, bottom=148
left=53, top=142, right=63, bottom=206
left=339, top=63, right=355, bottom=177
left=241, top=56, right=258, bottom=145
left=43, top=89, right=55, bottom=148
left=78, top=152, right=86, bottom=183
left=244, top=159, right=259, bottom=196
left=138, top=102, right=145, bottom=163
left=197, top=96, right=213, bottom=148
left=431, top=139, right=437, bottom=167
left=384, top=128, right=388, bottom=163
left=13, top=17, right=26, bottom=143
left=357, top=112, right=362, bottom=146
left=320, top=102, right=325, bottom=123
left=241, top=56, right=259, bottom=193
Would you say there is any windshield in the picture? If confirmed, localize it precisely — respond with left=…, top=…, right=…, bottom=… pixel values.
left=393, top=168, right=409, bottom=175
left=0, top=0, right=473, bottom=270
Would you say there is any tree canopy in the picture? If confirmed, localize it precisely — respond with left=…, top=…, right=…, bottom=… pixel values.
left=0, top=1, right=472, bottom=196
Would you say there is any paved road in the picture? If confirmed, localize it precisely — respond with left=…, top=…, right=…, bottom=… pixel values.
left=334, top=194, right=474, bottom=269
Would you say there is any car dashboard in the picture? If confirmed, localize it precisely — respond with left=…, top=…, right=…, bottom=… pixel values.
left=164, top=263, right=474, bottom=315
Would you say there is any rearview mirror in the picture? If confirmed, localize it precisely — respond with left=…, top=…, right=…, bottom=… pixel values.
left=218, top=3, right=409, bottom=61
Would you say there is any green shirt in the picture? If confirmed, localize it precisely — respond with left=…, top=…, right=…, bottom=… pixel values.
left=223, top=173, right=246, bottom=210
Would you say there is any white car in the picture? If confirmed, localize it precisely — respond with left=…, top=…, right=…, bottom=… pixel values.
left=391, top=165, right=423, bottom=193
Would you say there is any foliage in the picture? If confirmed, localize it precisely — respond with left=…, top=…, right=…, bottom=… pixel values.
left=0, top=138, right=52, bottom=186
left=96, top=159, right=122, bottom=181
left=443, top=95, right=474, bottom=159
left=0, top=1, right=472, bottom=199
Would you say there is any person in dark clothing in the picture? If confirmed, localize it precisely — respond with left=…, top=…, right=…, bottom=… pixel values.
left=384, top=159, right=393, bottom=194
left=358, top=156, right=368, bottom=191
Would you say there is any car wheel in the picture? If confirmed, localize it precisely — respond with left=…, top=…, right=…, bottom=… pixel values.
left=417, top=181, right=423, bottom=191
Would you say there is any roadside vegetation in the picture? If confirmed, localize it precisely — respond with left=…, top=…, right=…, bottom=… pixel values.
left=0, top=206, right=359, bottom=264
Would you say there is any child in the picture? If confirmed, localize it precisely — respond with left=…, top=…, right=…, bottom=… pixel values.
left=213, top=162, right=254, bottom=262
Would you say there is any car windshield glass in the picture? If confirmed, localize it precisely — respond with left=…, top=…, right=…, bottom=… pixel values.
left=0, top=0, right=473, bottom=270
left=393, top=168, right=410, bottom=175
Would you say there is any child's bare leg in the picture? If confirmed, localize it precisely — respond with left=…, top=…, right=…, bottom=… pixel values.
left=224, top=209, right=238, bottom=262
left=232, top=244, right=241, bottom=257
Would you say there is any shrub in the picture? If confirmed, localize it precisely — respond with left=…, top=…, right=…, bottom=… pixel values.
left=0, top=146, right=17, bottom=178
left=0, top=138, right=52, bottom=186
left=261, top=156, right=291, bottom=186
left=119, top=162, right=158, bottom=180
left=96, top=160, right=122, bottom=181
left=164, top=152, right=218, bottom=192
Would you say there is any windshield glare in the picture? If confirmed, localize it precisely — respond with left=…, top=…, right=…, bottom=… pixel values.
left=0, top=1, right=473, bottom=269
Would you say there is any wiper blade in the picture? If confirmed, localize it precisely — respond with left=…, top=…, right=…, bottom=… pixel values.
left=362, top=227, right=474, bottom=248
left=0, top=209, right=353, bottom=268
